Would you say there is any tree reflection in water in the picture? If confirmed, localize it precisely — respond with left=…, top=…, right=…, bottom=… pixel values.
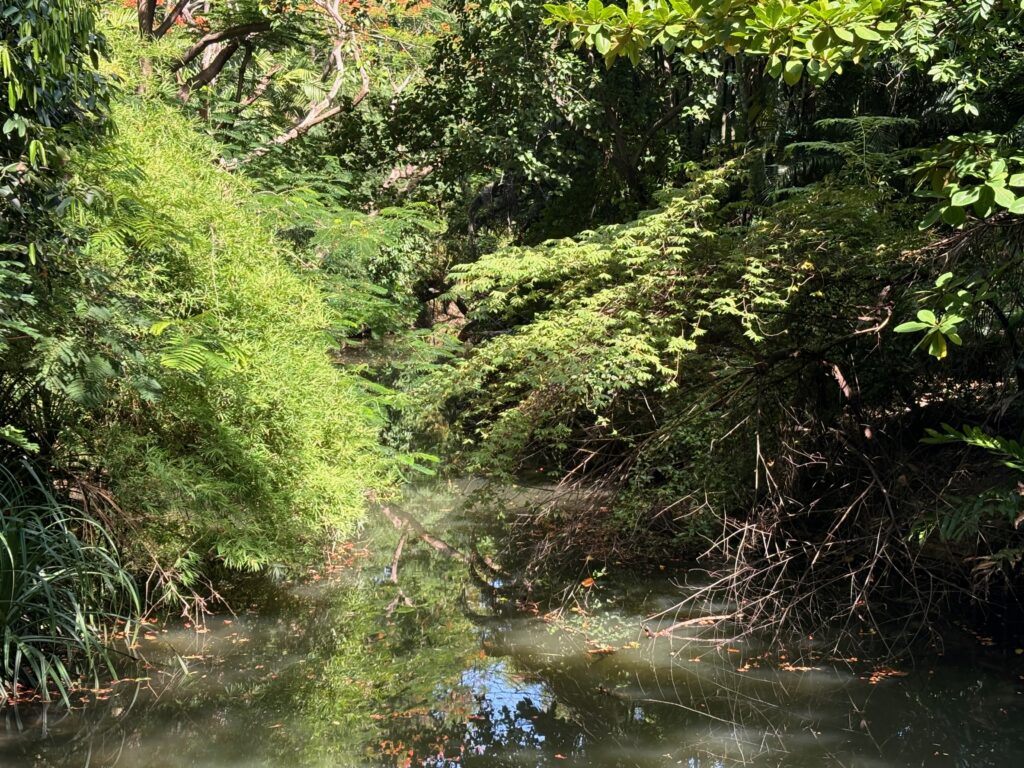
left=2, top=497, right=1024, bottom=768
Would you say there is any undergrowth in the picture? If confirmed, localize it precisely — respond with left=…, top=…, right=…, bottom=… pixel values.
left=70, top=95, right=396, bottom=577
left=1, top=463, right=138, bottom=704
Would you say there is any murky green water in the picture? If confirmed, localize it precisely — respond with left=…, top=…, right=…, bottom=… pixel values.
left=3, top=486, right=1024, bottom=767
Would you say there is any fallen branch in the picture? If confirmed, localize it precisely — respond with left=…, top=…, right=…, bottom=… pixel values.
left=389, top=530, right=407, bottom=584
left=385, top=589, right=414, bottom=617
left=642, top=614, right=737, bottom=638
left=380, top=505, right=469, bottom=564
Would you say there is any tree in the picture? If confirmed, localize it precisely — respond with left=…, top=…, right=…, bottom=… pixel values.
left=408, top=0, right=1024, bottom=640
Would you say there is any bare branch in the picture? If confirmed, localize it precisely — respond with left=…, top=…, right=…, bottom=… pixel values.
left=232, top=43, right=255, bottom=104
left=382, top=163, right=434, bottom=191
left=242, top=30, right=370, bottom=161
left=389, top=531, right=407, bottom=584
left=239, top=64, right=283, bottom=107
left=172, top=21, right=272, bottom=72
left=379, top=506, right=469, bottom=564
left=154, top=0, right=190, bottom=38
left=179, top=42, right=240, bottom=101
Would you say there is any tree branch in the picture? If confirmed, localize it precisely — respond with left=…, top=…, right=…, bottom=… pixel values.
left=179, top=42, right=240, bottom=101
left=171, top=21, right=271, bottom=72
left=138, top=0, right=156, bottom=37
left=232, top=43, right=255, bottom=104
left=154, top=0, right=190, bottom=39
left=243, top=54, right=370, bottom=161
left=379, top=506, right=469, bottom=564
left=388, top=530, right=407, bottom=584
left=642, top=94, right=691, bottom=148
left=239, top=64, right=283, bottom=107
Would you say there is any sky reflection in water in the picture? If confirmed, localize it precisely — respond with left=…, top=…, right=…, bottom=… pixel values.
left=2, top=513, right=1023, bottom=768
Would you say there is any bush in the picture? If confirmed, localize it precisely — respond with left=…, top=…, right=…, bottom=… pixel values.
left=1, top=462, right=138, bottom=703
left=67, top=95, right=394, bottom=576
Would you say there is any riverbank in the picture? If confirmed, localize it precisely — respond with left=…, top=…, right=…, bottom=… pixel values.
left=4, top=485, right=1024, bottom=767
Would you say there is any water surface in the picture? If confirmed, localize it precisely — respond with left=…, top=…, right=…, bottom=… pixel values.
left=3, top=486, right=1023, bottom=767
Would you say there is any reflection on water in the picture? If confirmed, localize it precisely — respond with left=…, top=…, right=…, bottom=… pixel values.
left=2, top=488, right=1024, bottom=767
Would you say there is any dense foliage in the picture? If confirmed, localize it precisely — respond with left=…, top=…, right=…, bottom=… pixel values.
left=75, top=96, right=394, bottom=573
left=6, top=0, right=1024, bottom=696
left=414, top=0, right=1024, bottom=638
left=2, top=1, right=423, bottom=695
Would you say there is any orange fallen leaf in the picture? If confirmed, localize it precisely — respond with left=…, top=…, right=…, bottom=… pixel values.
left=581, top=577, right=595, bottom=588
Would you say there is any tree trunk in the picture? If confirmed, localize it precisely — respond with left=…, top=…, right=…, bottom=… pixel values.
left=179, top=42, right=240, bottom=102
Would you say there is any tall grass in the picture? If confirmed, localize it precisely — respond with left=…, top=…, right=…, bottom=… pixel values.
left=1, top=463, right=139, bottom=704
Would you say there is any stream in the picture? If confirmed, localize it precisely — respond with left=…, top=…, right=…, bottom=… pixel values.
left=2, top=484, right=1024, bottom=767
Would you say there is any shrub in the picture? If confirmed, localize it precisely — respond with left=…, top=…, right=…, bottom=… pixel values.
left=0, top=463, right=138, bottom=703
left=67, top=95, right=394, bottom=576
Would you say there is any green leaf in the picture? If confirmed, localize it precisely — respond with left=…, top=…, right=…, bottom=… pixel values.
left=853, top=25, right=881, bottom=42
left=941, top=205, right=967, bottom=227
left=919, top=205, right=943, bottom=230
left=833, top=26, right=855, bottom=43
left=928, top=332, right=948, bottom=359
left=950, top=186, right=981, bottom=207
left=782, top=59, right=804, bottom=86
left=810, top=29, right=830, bottom=53
left=917, top=309, right=937, bottom=324
left=989, top=158, right=1008, bottom=180
left=992, top=184, right=1019, bottom=209
left=894, top=321, right=931, bottom=333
